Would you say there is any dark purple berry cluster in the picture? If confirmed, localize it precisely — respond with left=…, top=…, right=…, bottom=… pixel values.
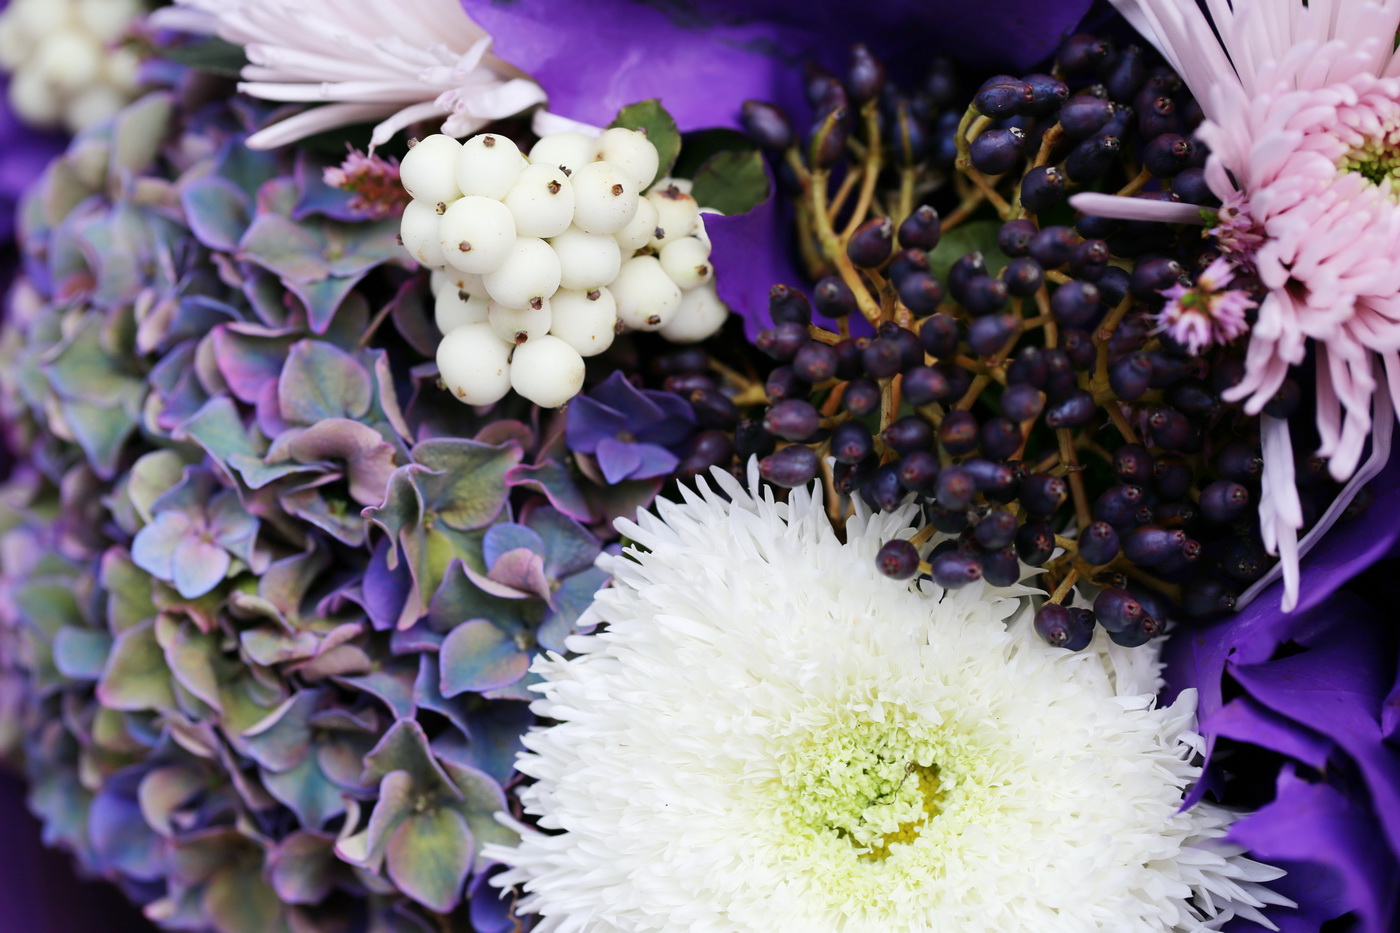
left=658, top=37, right=1365, bottom=652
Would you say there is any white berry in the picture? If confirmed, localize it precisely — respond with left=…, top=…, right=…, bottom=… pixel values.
left=488, top=297, right=553, bottom=346
left=659, top=284, right=729, bottom=343
left=549, top=287, right=618, bottom=358
left=432, top=269, right=484, bottom=297
left=550, top=226, right=622, bottom=291
left=437, top=195, right=516, bottom=275
left=435, top=286, right=490, bottom=335
left=611, top=255, right=682, bottom=331
left=400, top=199, right=447, bottom=269
left=528, top=131, right=598, bottom=176
left=659, top=236, right=714, bottom=291
left=34, top=30, right=101, bottom=92
left=570, top=160, right=639, bottom=235
left=693, top=209, right=719, bottom=250
left=437, top=323, right=513, bottom=406
left=455, top=133, right=527, bottom=200
left=510, top=335, right=586, bottom=408
left=400, top=134, right=463, bottom=206
left=482, top=237, right=562, bottom=310
left=613, top=195, right=660, bottom=253
left=595, top=126, right=660, bottom=190
left=503, top=162, right=576, bottom=239
left=647, top=184, right=699, bottom=248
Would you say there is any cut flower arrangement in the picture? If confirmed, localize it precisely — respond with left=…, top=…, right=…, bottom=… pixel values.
left=0, top=0, right=1397, bottom=932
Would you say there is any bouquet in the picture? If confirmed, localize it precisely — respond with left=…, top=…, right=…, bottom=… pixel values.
left=0, top=0, right=1397, bottom=931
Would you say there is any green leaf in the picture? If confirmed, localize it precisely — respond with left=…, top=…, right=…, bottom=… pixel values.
left=385, top=808, right=474, bottom=914
left=158, top=37, right=248, bottom=78
left=609, top=99, right=681, bottom=182
left=926, top=220, right=1007, bottom=287
left=690, top=148, right=769, bottom=216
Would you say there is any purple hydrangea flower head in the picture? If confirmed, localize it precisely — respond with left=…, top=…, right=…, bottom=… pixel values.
left=0, top=74, right=66, bottom=246
left=565, top=371, right=697, bottom=485
left=1163, top=457, right=1400, bottom=932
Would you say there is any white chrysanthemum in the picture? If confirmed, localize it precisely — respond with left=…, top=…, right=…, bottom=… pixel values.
left=485, top=467, right=1293, bottom=933
left=153, top=0, right=545, bottom=149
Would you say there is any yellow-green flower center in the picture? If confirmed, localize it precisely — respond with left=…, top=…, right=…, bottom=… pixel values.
left=1341, top=136, right=1400, bottom=189
left=777, top=710, right=954, bottom=861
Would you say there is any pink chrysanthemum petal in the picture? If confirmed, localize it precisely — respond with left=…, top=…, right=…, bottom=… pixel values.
left=1103, top=0, right=1400, bottom=608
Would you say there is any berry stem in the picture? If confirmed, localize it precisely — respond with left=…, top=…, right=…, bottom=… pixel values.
left=1048, top=566, right=1080, bottom=604
left=1116, top=167, right=1152, bottom=197
left=840, top=102, right=884, bottom=239
left=1057, top=428, right=1093, bottom=530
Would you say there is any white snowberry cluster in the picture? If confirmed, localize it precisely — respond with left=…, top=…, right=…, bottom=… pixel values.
left=0, top=0, right=144, bottom=133
left=399, top=127, right=730, bottom=409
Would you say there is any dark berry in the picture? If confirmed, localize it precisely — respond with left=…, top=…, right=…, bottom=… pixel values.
left=1182, top=578, right=1237, bottom=618
left=1035, top=604, right=1081, bottom=649
left=1109, top=353, right=1153, bottom=400
left=1058, top=34, right=1113, bottom=74
left=903, top=365, right=953, bottom=405
left=1050, top=280, right=1101, bottom=327
left=846, top=44, right=886, bottom=103
left=763, top=399, right=821, bottom=441
left=733, top=418, right=775, bottom=461
left=1020, top=165, right=1066, bottom=213
left=884, top=414, right=934, bottom=455
left=1022, top=473, right=1068, bottom=515
left=689, top=388, right=741, bottom=430
left=1113, top=444, right=1153, bottom=485
left=1064, top=134, right=1121, bottom=182
left=998, top=219, right=1038, bottom=257
left=1016, top=521, right=1055, bottom=565
left=1093, top=587, right=1143, bottom=633
left=843, top=378, right=882, bottom=416
left=1123, top=524, right=1185, bottom=567
left=898, top=204, right=942, bottom=250
left=980, top=417, right=1022, bottom=460
left=815, top=276, right=859, bottom=318
left=1094, top=484, right=1145, bottom=528
left=1146, top=406, right=1193, bottom=450
left=1153, top=457, right=1193, bottom=500
left=935, top=465, right=976, bottom=511
left=1143, top=132, right=1192, bottom=177
left=970, top=127, right=1025, bottom=175
left=1062, top=329, right=1096, bottom=370
left=759, top=444, right=820, bottom=487
left=920, top=313, right=960, bottom=359
left=939, top=410, right=980, bottom=455
left=768, top=284, right=812, bottom=326
left=756, top=322, right=809, bottom=361
left=1044, top=389, right=1096, bottom=429
left=1001, top=383, right=1045, bottom=421
left=848, top=216, right=895, bottom=268
left=930, top=550, right=983, bottom=588
left=974, top=509, right=1018, bottom=550
left=831, top=420, right=875, bottom=464
left=947, top=252, right=987, bottom=304
left=1130, top=257, right=1185, bottom=300
left=973, top=74, right=1033, bottom=117
left=1077, top=522, right=1121, bottom=565
left=1004, top=256, right=1044, bottom=296
left=792, top=341, right=838, bottom=382
left=862, top=337, right=903, bottom=378
left=740, top=100, right=794, bottom=150
left=861, top=462, right=907, bottom=511
left=1216, top=441, right=1263, bottom=484
left=1059, top=94, right=1115, bottom=138
left=1200, top=480, right=1250, bottom=522
left=678, top=429, right=734, bottom=477
left=1171, top=167, right=1217, bottom=205
left=1102, top=44, right=1147, bottom=102
left=1023, top=73, right=1069, bottom=114
left=968, top=313, right=1018, bottom=355
left=876, top=538, right=920, bottom=579
left=764, top=366, right=809, bottom=401
left=1263, top=379, right=1301, bottom=419
left=898, top=450, right=940, bottom=493
left=1029, top=225, right=1078, bottom=267
left=981, top=546, right=1021, bottom=587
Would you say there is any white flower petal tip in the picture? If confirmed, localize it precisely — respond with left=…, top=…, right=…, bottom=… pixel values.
left=483, top=467, right=1290, bottom=932
left=158, top=0, right=545, bottom=148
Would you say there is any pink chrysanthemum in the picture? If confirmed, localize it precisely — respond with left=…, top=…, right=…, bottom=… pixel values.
left=1156, top=258, right=1254, bottom=355
left=1070, top=0, right=1400, bottom=610
left=323, top=148, right=410, bottom=220
left=153, top=0, right=545, bottom=149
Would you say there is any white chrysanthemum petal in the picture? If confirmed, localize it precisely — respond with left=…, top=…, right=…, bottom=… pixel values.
left=485, top=470, right=1290, bottom=932
left=155, top=0, right=546, bottom=148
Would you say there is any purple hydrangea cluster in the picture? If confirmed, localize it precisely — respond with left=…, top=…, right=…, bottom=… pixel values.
left=0, top=86, right=679, bottom=931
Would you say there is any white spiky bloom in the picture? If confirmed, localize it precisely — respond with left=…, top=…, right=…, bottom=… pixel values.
left=152, top=0, right=545, bottom=149
left=484, top=466, right=1293, bottom=933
